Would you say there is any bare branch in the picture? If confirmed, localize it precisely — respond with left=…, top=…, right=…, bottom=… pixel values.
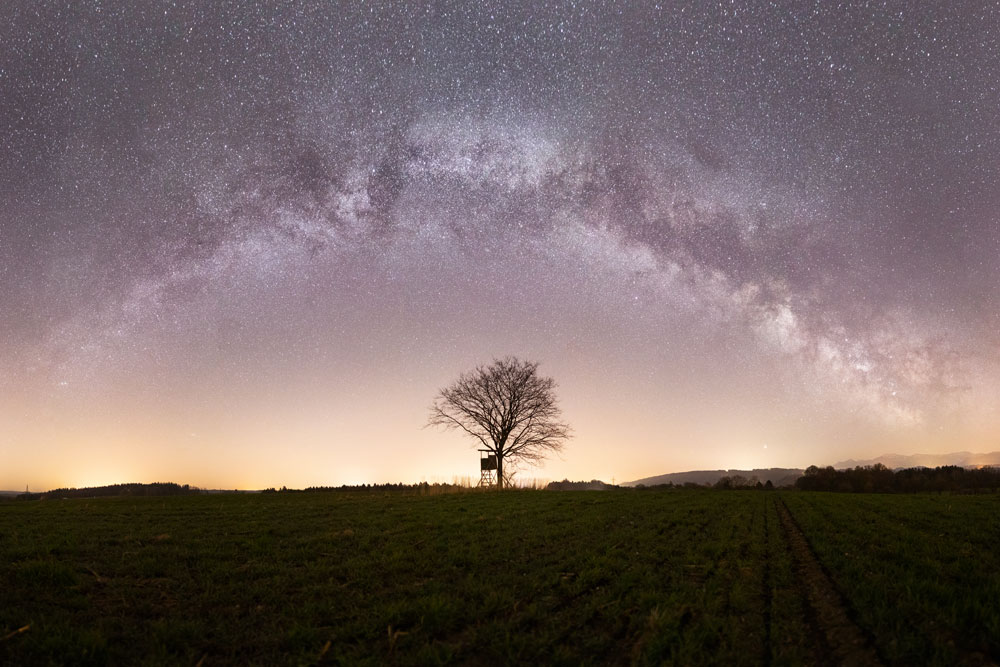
left=427, top=356, right=571, bottom=489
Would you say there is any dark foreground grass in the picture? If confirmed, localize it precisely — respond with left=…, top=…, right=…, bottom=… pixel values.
left=782, top=492, right=1000, bottom=665
left=2, top=490, right=773, bottom=665
left=1, top=489, right=997, bottom=665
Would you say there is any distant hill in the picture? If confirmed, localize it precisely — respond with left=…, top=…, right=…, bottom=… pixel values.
left=833, top=451, right=1000, bottom=470
left=625, top=468, right=804, bottom=488
left=625, top=452, right=1000, bottom=488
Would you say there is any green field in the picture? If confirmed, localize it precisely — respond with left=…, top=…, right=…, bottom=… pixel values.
left=2, top=490, right=998, bottom=665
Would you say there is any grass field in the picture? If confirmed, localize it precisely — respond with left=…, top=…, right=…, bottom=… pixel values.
left=1, top=489, right=997, bottom=665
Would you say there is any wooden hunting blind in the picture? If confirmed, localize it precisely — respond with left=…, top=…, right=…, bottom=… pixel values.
left=478, top=449, right=497, bottom=488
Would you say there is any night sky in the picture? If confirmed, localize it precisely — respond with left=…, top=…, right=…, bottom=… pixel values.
left=2, top=1, right=999, bottom=490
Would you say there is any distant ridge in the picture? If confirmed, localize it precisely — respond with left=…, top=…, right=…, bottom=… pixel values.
left=626, top=452, right=1000, bottom=488
left=624, top=468, right=804, bottom=488
left=832, top=451, right=1000, bottom=470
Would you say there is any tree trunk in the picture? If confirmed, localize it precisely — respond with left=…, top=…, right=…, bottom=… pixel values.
left=496, top=454, right=504, bottom=490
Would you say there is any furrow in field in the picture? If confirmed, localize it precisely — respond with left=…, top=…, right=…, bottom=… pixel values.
left=760, top=497, right=772, bottom=666
left=782, top=493, right=1000, bottom=666
left=774, top=497, right=882, bottom=667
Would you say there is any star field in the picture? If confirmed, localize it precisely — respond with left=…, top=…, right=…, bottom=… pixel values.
left=1, top=1, right=998, bottom=489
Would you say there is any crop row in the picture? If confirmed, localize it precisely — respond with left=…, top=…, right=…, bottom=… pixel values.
left=781, top=492, right=1000, bottom=664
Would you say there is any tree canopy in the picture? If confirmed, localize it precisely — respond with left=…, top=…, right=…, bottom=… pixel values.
left=429, top=356, right=570, bottom=489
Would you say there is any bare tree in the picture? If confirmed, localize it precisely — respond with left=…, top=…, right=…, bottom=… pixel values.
left=428, top=357, right=570, bottom=489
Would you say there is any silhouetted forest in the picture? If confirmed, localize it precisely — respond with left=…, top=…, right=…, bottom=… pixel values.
left=634, top=476, right=774, bottom=490
left=545, top=479, right=619, bottom=491
left=17, top=482, right=197, bottom=500
left=795, top=464, right=1000, bottom=493
left=713, top=476, right=774, bottom=490
left=278, top=482, right=470, bottom=493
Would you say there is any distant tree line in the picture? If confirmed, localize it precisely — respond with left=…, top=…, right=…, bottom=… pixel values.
left=17, top=482, right=197, bottom=500
left=268, top=482, right=471, bottom=494
left=635, top=476, right=777, bottom=490
left=713, top=475, right=774, bottom=490
left=795, top=464, right=1000, bottom=493
left=633, top=482, right=713, bottom=490
left=545, top=479, right=619, bottom=491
